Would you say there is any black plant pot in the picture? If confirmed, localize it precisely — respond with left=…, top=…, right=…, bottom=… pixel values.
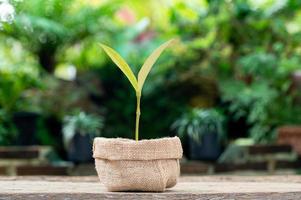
left=188, top=132, right=221, bottom=161
left=13, top=112, right=40, bottom=145
left=67, top=133, right=93, bottom=163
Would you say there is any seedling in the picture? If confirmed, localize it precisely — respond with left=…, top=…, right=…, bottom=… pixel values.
left=100, top=39, right=175, bottom=141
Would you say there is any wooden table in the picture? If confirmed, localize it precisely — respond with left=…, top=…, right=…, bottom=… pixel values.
left=0, top=176, right=301, bottom=199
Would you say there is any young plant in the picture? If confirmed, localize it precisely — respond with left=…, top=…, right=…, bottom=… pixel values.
left=100, top=39, right=176, bottom=141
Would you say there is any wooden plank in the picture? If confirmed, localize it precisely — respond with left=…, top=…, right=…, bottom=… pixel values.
left=248, top=145, right=292, bottom=155
left=0, top=146, right=40, bottom=159
left=16, top=166, right=70, bottom=176
left=0, top=176, right=301, bottom=199
left=214, top=162, right=267, bottom=172
left=0, top=192, right=300, bottom=200
left=276, top=160, right=301, bottom=169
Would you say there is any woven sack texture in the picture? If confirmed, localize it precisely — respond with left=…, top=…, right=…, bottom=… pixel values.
left=93, top=137, right=183, bottom=192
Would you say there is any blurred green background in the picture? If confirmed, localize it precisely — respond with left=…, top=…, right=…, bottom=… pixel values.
left=1, top=0, right=301, bottom=160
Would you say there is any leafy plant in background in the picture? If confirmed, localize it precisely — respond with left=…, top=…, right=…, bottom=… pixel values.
left=63, top=111, right=103, bottom=148
left=220, top=49, right=301, bottom=142
left=172, top=108, right=225, bottom=143
left=2, top=0, right=301, bottom=146
left=100, top=39, right=176, bottom=141
left=0, top=59, right=41, bottom=145
left=0, top=35, right=42, bottom=114
left=0, top=71, right=41, bottom=113
left=239, top=52, right=277, bottom=79
left=220, top=80, right=278, bottom=142
left=2, top=0, right=118, bottom=73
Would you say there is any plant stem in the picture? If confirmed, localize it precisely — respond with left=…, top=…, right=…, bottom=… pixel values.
left=135, top=93, right=141, bottom=141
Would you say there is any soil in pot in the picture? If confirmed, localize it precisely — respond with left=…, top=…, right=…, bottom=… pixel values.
left=93, top=137, right=183, bottom=192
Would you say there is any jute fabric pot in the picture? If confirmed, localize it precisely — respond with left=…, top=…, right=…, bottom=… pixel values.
left=93, top=137, right=182, bottom=192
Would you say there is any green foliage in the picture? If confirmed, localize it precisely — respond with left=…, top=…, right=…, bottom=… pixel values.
left=220, top=50, right=301, bottom=142
left=2, top=0, right=301, bottom=145
left=239, top=52, right=277, bottom=78
left=0, top=37, right=41, bottom=113
left=166, top=0, right=301, bottom=143
left=172, top=108, right=225, bottom=143
left=220, top=80, right=278, bottom=142
left=0, top=70, right=40, bottom=113
left=2, top=0, right=118, bottom=72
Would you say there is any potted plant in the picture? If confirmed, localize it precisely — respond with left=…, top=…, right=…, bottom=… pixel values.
left=63, top=111, right=103, bottom=163
left=0, top=71, right=41, bottom=145
left=93, top=39, right=183, bottom=192
left=172, top=108, right=225, bottom=161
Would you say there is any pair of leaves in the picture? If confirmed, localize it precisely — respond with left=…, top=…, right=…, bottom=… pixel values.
left=99, top=39, right=176, bottom=95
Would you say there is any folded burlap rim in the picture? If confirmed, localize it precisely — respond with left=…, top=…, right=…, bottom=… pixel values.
left=93, top=137, right=182, bottom=161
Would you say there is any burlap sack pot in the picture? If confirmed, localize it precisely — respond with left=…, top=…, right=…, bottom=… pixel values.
left=93, top=137, right=183, bottom=192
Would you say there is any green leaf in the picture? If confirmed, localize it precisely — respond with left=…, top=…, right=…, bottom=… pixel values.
left=138, top=39, right=176, bottom=92
left=99, top=43, right=138, bottom=91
